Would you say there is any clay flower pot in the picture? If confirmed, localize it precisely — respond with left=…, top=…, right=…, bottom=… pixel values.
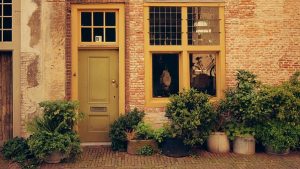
left=44, top=151, right=65, bottom=164
left=127, top=139, right=158, bottom=155
left=207, top=132, right=230, bottom=153
left=233, top=135, right=255, bottom=155
left=266, top=146, right=290, bottom=155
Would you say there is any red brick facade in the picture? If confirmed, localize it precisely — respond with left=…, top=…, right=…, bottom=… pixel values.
left=64, top=0, right=300, bottom=114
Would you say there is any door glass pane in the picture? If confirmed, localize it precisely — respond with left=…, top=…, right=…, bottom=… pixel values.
left=105, top=28, right=116, bottom=42
left=93, top=12, right=103, bottom=26
left=94, top=28, right=104, bottom=42
left=3, top=4, right=12, bottom=16
left=3, top=30, right=12, bottom=41
left=4, top=0, right=12, bottom=3
left=81, top=12, right=91, bottom=26
left=152, top=54, right=179, bottom=98
left=190, top=53, right=217, bottom=96
left=3, top=17, right=12, bottom=29
left=81, top=28, right=92, bottom=42
left=105, top=12, right=115, bottom=26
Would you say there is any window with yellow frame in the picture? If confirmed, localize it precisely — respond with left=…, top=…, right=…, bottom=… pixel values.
left=144, top=3, right=225, bottom=107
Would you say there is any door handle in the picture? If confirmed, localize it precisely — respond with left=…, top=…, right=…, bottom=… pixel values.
left=112, top=80, right=118, bottom=88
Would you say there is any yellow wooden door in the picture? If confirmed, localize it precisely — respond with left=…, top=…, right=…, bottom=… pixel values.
left=78, top=50, right=119, bottom=142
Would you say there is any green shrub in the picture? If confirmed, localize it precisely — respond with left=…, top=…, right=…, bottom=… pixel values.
left=109, top=108, right=145, bottom=151
left=1, top=137, right=39, bottom=169
left=153, top=125, right=172, bottom=144
left=165, top=89, right=216, bottom=146
left=220, top=70, right=260, bottom=139
left=134, top=122, right=155, bottom=140
left=256, top=120, right=300, bottom=152
left=137, top=145, right=154, bottom=156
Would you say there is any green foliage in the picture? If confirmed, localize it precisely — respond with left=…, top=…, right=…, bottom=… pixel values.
left=225, top=123, right=255, bottom=140
left=134, top=122, right=155, bottom=140
left=153, top=125, right=172, bottom=143
left=256, top=121, right=300, bottom=152
left=165, top=89, right=216, bottom=146
left=109, top=108, right=145, bottom=151
left=137, top=145, right=154, bottom=156
left=26, top=100, right=82, bottom=163
left=1, top=137, right=40, bottom=169
left=220, top=70, right=260, bottom=138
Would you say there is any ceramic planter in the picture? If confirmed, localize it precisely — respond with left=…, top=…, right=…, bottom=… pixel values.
left=266, top=146, right=290, bottom=155
left=161, top=138, right=190, bottom=157
left=207, top=132, right=230, bottom=153
left=44, top=151, right=65, bottom=164
left=233, top=135, right=255, bottom=155
left=127, top=139, right=158, bottom=155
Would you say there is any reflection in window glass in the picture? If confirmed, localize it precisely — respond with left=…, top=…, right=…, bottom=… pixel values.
left=105, top=12, right=115, bottom=26
left=152, top=54, right=179, bottom=97
left=188, top=7, right=220, bottom=45
left=190, top=53, right=216, bottom=96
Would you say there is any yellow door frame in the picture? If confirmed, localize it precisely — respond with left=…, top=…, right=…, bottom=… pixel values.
left=71, top=4, right=125, bottom=116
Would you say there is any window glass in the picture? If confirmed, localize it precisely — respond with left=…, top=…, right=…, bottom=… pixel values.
left=3, top=17, right=11, bottom=29
left=188, top=7, right=220, bottom=45
left=190, top=53, right=217, bottom=96
left=93, top=12, right=103, bottom=26
left=3, top=29, right=11, bottom=41
left=81, top=28, right=91, bottom=42
left=152, top=54, right=179, bottom=97
left=0, top=0, right=12, bottom=42
left=81, top=12, right=91, bottom=26
left=105, top=12, right=115, bottom=26
left=94, top=28, right=104, bottom=42
left=105, top=28, right=116, bottom=42
left=149, top=7, right=181, bottom=45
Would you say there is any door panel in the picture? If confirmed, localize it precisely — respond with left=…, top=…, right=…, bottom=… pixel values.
left=0, top=51, right=13, bottom=144
left=78, top=50, right=118, bottom=142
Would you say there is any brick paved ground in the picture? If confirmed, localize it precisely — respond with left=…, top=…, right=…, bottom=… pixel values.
left=1, top=146, right=299, bottom=169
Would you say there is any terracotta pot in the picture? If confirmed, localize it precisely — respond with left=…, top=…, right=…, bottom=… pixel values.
left=233, top=135, right=255, bottom=155
left=127, top=139, right=158, bottom=155
left=161, top=138, right=190, bottom=157
left=266, top=146, right=290, bottom=155
left=44, top=151, right=65, bottom=164
left=207, top=132, right=230, bottom=153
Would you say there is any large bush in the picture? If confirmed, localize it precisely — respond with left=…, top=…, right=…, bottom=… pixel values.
left=165, top=89, right=216, bottom=146
left=109, top=108, right=145, bottom=151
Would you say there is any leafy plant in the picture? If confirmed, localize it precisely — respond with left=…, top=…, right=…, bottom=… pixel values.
left=137, top=145, right=154, bottom=156
left=165, top=89, right=216, bottom=146
left=256, top=120, right=300, bottom=152
left=134, top=122, right=155, bottom=140
left=1, top=137, right=40, bottom=169
left=109, top=108, right=145, bottom=151
left=225, top=123, right=255, bottom=140
left=220, top=70, right=260, bottom=138
left=153, top=125, right=172, bottom=144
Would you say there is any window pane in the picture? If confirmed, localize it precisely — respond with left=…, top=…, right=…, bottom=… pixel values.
left=94, top=28, right=103, bottom=42
left=3, top=30, right=12, bottom=41
left=188, top=7, right=220, bottom=45
left=3, top=4, right=12, bottom=16
left=149, top=7, right=182, bottom=45
left=3, top=17, right=12, bottom=29
left=0, top=4, right=2, bottom=17
left=0, top=30, right=2, bottom=41
left=152, top=54, right=179, bottom=98
left=81, top=28, right=91, bottom=42
left=93, top=12, right=103, bottom=26
left=0, top=18, right=2, bottom=29
left=4, top=0, right=12, bottom=3
left=105, top=28, right=116, bottom=42
left=190, top=53, right=217, bottom=96
left=105, top=12, right=115, bottom=26
left=81, top=12, right=91, bottom=26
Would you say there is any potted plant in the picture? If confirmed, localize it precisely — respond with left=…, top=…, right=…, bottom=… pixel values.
left=256, top=83, right=300, bottom=155
left=109, top=108, right=145, bottom=151
left=207, top=106, right=230, bottom=153
left=163, top=89, right=215, bottom=157
left=221, top=70, right=260, bottom=155
left=126, top=122, right=158, bottom=155
left=26, top=100, right=82, bottom=163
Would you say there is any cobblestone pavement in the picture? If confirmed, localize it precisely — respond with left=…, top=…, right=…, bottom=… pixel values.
left=1, top=146, right=299, bottom=169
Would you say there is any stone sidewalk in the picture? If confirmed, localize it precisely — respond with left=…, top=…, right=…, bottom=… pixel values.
left=1, top=146, right=300, bottom=169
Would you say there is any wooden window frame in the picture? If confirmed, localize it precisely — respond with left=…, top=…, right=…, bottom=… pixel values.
left=144, top=2, right=225, bottom=107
